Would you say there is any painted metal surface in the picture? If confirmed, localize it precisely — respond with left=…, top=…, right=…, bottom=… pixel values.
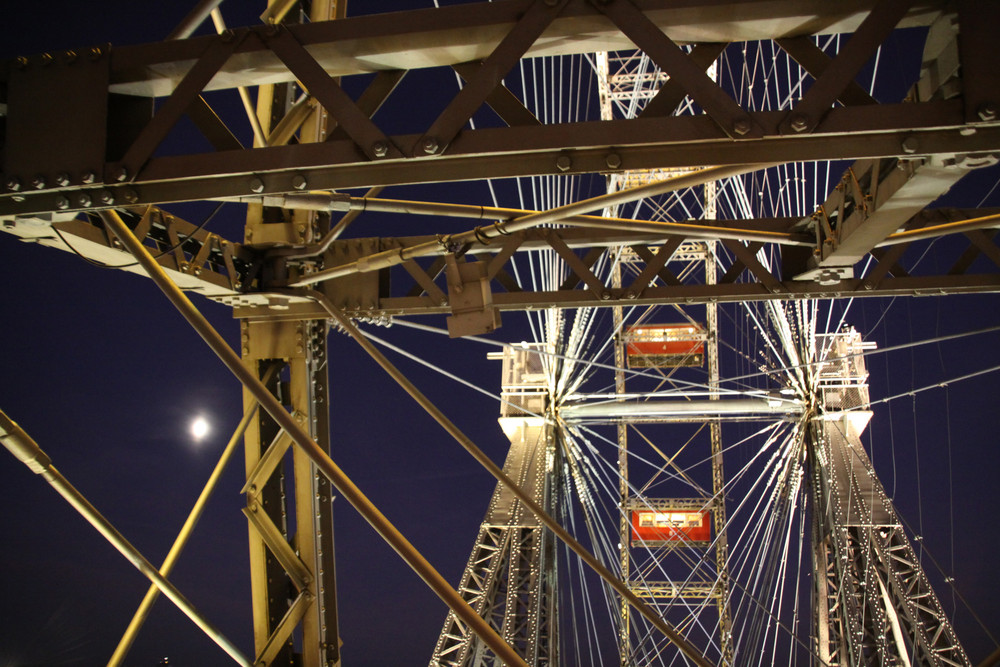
left=624, top=323, right=705, bottom=368
left=630, top=509, right=711, bottom=545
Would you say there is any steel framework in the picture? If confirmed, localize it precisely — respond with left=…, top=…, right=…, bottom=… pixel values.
left=431, top=346, right=559, bottom=667
left=808, top=330, right=968, bottom=666
left=2, top=0, right=999, bottom=665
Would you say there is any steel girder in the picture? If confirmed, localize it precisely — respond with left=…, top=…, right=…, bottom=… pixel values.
left=7, top=203, right=1000, bottom=323
left=0, top=1, right=996, bottom=664
left=807, top=331, right=969, bottom=667
left=276, top=220, right=1000, bottom=321
left=430, top=348, right=558, bottom=667
left=238, top=2, right=345, bottom=662
left=1, top=0, right=998, bottom=221
left=2, top=0, right=999, bottom=322
left=239, top=331, right=340, bottom=667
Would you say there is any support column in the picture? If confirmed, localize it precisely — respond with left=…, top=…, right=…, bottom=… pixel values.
left=704, top=198, right=734, bottom=665
left=612, top=259, right=632, bottom=667
left=429, top=346, right=558, bottom=667
left=240, top=319, right=339, bottom=667
left=806, top=330, right=970, bottom=667
left=241, top=2, right=343, bottom=665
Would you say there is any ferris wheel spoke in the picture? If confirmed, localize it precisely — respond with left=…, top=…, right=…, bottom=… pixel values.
left=419, top=14, right=987, bottom=664
left=631, top=423, right=711, bottom=497
left=354, top=326, right=524, bottom=412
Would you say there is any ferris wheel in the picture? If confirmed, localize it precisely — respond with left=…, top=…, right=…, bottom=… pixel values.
left=416, top=24, right=996, bottom=667
left=1, top=2, right=999, bottom=667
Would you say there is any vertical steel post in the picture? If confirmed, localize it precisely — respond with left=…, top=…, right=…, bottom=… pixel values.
left=703, top=154, right=734, bottom=664
left=705, top=240, right=734, bottom=665
left=240, top=2, right=345, bottom=664
left=98, top=209, right=531, bottom=667
left=240, top=319, right=339, bottom=667
left=611, top=258, right=632, bottom=667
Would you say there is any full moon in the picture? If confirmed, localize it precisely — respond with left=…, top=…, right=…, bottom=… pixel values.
left=190, top=416, right=209, bottom=441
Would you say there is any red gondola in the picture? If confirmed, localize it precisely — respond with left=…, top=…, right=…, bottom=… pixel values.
left=624, top=324, right=705, bottom=368
left=630, top=509, right=711, bottom=546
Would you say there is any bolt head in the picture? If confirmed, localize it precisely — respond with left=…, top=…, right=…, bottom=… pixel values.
left=556, top=155, right=572, bottom=172
left=421, top=137, right=439, bottom=155
left=901, top=136, right=919, bottom=154
left=62, top=50, right=78, bottom=64
left=31, top=175, right=46, bottom=189
left=733, top=118, right=751, bottom=136
left=605, top=153, right=622, bottom=169
left=98, top=190, right=115, bottom=205
left=977, top=103, right=997, bottom=122
left=89, top=47, right=103, bottom=60
left=121, top=188, right=139, bottom=204
left=6, top=177, right=21, bottom=192
left=40, top=53, right=53, bottom=66
left=15, top=56, right=28, bottom=70
left=789, top=114, right=809, bottom=132
left=78, top=193, right=92, bottom=207
left=82, top=171, right=97, bottom=184
left=113, top=167, right=128, bottom=182
left=816, top=269, right=841, bottom=286
left=292, top=175, right=308, bottom=190
left=372, top=140, right=389, bottom=158
left=55, top=173, right=71, bottom=187
left=249, top=177, right=264, bottom=193
left=55, top=195, right=70, bottom=210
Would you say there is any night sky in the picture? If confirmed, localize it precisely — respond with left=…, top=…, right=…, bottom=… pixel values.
left=2, top=2, right=999, bottom=666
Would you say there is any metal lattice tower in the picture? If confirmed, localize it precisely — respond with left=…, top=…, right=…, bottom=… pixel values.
left=807, top=330, right=970, bottom=667
left=431, top=346, right=559, bottom=667
left=1, top=1, right=998, bottom=665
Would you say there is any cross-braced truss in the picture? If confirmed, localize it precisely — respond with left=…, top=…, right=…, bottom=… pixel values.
left=431, top=346, right=558, bottom=667
left=1, top=0, right=998, bottom=665
left=808, top=331, right=968, bottom=667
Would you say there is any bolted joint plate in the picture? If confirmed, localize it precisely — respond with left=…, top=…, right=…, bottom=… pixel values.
left=3, top=46, right=110, bottom=190
left=320, top=238, right=385, bottom=313
left=444, top=255, right=501, bottom=338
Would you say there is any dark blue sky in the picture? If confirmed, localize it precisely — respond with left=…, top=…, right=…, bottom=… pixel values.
left=1, top=2, right=999, bottom=666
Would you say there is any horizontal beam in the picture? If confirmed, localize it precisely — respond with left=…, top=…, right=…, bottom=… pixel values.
left=3, top=108, right=997, bottom=219
left=234, top=274, right=1000, bottom=322
left=559, top=397, right=803, bottom=422
left=0, top=209, right=250, bottom=298
left=797, top=155, right=986, bottom=279
left=6, top=202, right=999, bottom=325
left=4, top=0, right=994, bottom=220
left=88, top=0, right=945, bottom=97
left=240, top=193, right=813, bottom=246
